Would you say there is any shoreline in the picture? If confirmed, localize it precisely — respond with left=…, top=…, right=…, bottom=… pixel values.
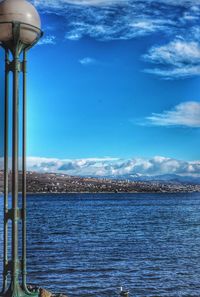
left=1, top=191, right=200, bottom=195
left=26, top=191, right=200, bottom=195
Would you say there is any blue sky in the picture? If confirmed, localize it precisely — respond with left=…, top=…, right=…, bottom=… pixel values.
left=1, top=0, right=200, bottom=177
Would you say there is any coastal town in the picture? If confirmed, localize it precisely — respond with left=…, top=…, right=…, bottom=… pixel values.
left=0, top=171, right=200, bottom=194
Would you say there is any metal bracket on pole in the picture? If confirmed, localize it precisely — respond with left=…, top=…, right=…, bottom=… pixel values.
left=6, top=60, right=23, bottom=73
left=4, top=260, right=22, bottom=274
left=5, top=209, right=23, bottom=221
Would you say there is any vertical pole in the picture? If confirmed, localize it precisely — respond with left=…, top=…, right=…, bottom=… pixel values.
left=22, top=49, right=28, bottom=292
left=12, top=46, right=19, bottom=291
left=2, top=49, right=9, bottom=293
left=0, top=21, right=41, bottom=297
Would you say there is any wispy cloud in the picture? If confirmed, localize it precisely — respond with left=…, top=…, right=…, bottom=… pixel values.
left=32, top=0, right=200, bottom=79
left=33, top=0, right=126, bottom=8
left=59, top=0, right=126, bottom=6
left=79, top=57, right=97, bottom=65
left=64, top=18, right=172, bottom=41
left=38, top=35, right=56, bottom=45
left=144, top=101, right=200, bottom=127
left=143, top=40, right=200, bottom=79
left=32, top=0, right=200, bottom=8
left=144, top=65, right=200, bottom=79
left=33, top=0, right=179, bottom=41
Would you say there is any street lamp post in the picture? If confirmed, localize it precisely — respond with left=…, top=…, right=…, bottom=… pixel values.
left=0, top=1, right=43, bottom=297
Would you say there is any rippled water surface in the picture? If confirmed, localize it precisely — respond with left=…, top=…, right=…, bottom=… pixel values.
left=1, top=193, right=200, bottom=297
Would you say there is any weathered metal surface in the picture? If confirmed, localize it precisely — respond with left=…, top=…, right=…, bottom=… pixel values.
left=0, top=18, right=42, bottom=297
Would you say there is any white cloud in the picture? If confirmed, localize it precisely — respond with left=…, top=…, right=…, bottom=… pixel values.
left=79, top=57, right=97, bottom=65
left=144, top=40, right=200, bottom=66
left=33, top=0, right=179, bottom=42
left=65, top=19, right=170, bottom=42
left=33, top=0, right=126, bottom=8
left=60, top=0, right=126, bottom=5
left=25, top=156, right=119, bottom=176
left=1, top=155, right=200, bottom=178
left=144, top=40, right=200, bottom=78
left=144, top=65, right=200, bottom=79
left=66, top=33, right=82, bottom=41
left=38, top=35, right=56, bottom=45
left=24, top=156, right=200, bottom=177
left=32, top=0, right=200, bottom=79
left=32, top=0, right=200, bottom=8
left=145, top=101, right=200, bottom=127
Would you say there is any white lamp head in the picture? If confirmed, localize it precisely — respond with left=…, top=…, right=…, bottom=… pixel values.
left=0, top=0, right=41, bottom=47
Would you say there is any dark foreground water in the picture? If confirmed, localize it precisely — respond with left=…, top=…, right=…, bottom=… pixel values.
left=1, top=193, right=200, bottom=297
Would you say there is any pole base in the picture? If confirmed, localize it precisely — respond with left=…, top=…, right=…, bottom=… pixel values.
left=0, top=284, right=39, bottom=297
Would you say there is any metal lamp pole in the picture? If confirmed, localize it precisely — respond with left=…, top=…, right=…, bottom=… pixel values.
left=0, top=1, right=43, bottom=297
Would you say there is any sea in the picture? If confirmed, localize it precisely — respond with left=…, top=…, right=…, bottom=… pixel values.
left=1, top=193, right=200, bottom=297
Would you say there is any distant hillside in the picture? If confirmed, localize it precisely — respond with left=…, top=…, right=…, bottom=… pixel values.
left=108, top=174, right=200, bottom=184
left=0, top=171, right=200, bottom=193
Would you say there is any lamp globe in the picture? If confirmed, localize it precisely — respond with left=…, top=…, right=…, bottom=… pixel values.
left=0, top=0, right=41, bottom=46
